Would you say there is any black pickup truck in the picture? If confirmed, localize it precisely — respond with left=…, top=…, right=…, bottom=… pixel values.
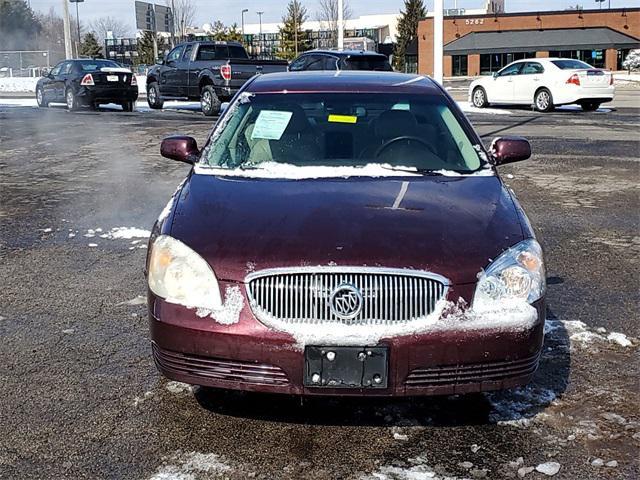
left=146, top=41, right=288, bottom=116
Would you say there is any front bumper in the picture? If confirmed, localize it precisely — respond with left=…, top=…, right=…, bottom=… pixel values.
left=149, top=285, right=545, bottom=397
left=77, top=85, right=139, bottom=103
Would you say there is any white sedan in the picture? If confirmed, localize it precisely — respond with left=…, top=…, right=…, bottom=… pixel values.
left=469, top=58, right=615, bottom=112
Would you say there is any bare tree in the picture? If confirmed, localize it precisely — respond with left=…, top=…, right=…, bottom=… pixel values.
left=167, top=0, right=197, bottom=39
left=90, top=16, right=133, bottom=43
left=316, top=0, right=352, bottom=36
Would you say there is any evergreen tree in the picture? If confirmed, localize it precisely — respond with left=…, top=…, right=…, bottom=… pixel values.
left=137, top=30, right=158, bottom=65
left=393, top=0, right=426, bottom=71
left=80, top=32, right=102, bottom=58
left=278, top=0, right=311, bottom=60
left=226, top=23, right=243, bottom=43
left=0, top=0, right=41, bottom=50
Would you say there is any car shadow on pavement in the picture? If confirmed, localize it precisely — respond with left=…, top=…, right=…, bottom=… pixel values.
left=194, top=307, right=570, bottom=428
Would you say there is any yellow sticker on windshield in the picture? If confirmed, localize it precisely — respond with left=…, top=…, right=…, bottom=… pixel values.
left=328, top=114, right=357, bottom=124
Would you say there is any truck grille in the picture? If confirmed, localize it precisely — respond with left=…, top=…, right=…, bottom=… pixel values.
left=246, top=267, right=448, bottom=325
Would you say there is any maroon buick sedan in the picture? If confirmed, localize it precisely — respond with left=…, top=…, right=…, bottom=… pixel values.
left=147, top=71, right=546, bottom=397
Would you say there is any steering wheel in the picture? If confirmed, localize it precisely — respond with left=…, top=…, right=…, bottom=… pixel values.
left=374, top=136, right=438, bottom=158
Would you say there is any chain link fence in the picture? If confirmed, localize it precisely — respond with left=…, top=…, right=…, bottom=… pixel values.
left=0, top=51, right=56, bottom=77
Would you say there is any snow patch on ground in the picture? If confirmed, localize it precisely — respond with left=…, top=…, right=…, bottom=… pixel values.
left=101, top=227, right=151, bottom=240
left=0, top=77, right=38, bottom=92
left=117, top=295, right=146, bottom=306
left=552, top=319, right=635, bottom=349
left=362, top=456, right=463, bottom=479
left=149, top=451, right=232, bottom=480
left=457, top=101, right=514, bottom=115
left=165, top=381, right=194, bottom=395
left=486, top=385, right=558, bottom=427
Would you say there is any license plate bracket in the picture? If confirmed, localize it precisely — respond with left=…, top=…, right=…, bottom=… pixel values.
left=107, top=75, right=119, bottom=82
left=304, top=346, right=388, bottom=388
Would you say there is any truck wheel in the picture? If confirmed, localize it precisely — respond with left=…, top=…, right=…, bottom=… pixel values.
left=200, top=85, right=221, bottom=116
left=121, top=101, right=135, bottom=112
left=147, top=82, right=164, bottom=109
left=534, top=88, right=554, bottom=113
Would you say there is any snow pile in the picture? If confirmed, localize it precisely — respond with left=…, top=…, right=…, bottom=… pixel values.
left=195, top=285, right=244, bottom=325
left=0, top=76, right=38, bottom=93
left=164, top=381, right=194, bottom=395
left=535, top=462, right=561, bottom=476
left=254, top=298, right=537, bottom=350
left=548, top=319, right=635, bottom=349
left=100, top=227, right=151, bottom=239
left=362, top=455, right=463, bottom=480
left=457, top=101, right=513, bottom=115
left=149, top=451, right=232, bottom=480
left=487, top=385, right=557, bottom=427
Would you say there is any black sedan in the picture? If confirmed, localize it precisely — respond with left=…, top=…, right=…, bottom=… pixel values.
left=288, top=49, right=392, bottom=72
left=36, top=59, right=138, bottom=111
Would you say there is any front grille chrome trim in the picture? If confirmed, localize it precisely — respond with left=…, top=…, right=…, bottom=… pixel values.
left=245, top=267, right=449, bottom=326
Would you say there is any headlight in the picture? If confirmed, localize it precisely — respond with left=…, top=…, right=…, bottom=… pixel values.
left=474, top=239, right=545, bottom=310
left=148, top=235, right=222, bottom=310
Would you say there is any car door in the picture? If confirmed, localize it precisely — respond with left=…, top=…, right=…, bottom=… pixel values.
left=53, top=61, right=73, bottom=101
left=514, top=61, right=545, bottom=103
left=488, top=62, right=522, bottom=104
left=43, top=62, right=63, bottom=100
left=175, top=43, right=194, bottom=97
left=159, top=45, right=184, bottom=97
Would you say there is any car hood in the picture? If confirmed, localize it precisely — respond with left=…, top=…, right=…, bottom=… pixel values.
left=169, top=173, right=524, bottom=285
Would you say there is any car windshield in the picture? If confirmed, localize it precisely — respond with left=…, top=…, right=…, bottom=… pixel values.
left=78, top=60, right=121, bottom=71
left=203, top=93, right=484, bottom=173
left=343, top=56, right=392, bottom=71
left=551, top=59, right=593, bottom=70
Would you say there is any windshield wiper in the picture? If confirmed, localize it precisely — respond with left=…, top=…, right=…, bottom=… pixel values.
left=379, top=165, right=443, bottom=176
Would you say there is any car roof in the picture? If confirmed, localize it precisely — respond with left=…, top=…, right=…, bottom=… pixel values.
left=301, top=49, right=386, bottom=58
left=245, top=71, right=443, bottom=95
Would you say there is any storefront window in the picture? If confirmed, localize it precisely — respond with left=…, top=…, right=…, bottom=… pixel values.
left=479, top=52, right=535, bottom=74
left=549, top=50, right=605, bottom=68
left=452, top=55, right=468, bottom=76
left=618, top=49, right=631, bottom=70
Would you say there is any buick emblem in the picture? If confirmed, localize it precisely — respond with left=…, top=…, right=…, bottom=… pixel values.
left=329, top=283, right=363, bottom=320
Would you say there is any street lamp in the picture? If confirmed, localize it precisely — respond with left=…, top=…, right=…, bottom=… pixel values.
left=241, top=8, right=249, bottom=35
left=257, top=11, right=264, bottom=55
left=69, top=0, right=84, bottom=57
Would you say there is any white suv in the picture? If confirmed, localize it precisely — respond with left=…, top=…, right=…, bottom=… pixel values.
left=469, top=58, right=615, bottom=112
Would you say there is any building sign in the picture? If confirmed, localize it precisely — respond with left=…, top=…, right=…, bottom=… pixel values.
left=135, top=1, right=173, bottom=33
left=465, top=18, right=485, bottom=25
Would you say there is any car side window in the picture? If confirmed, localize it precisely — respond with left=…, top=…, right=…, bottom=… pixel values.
left=289, top=56, right=307, bottom=71
left=498, top=63, right=522, bottom=77
left=61, top=62, right=73, bottom=75
left=521, top=62, right=544, bottom=75
left=305, top=55, right=325, bottom=71
left=166, top=46, right=184, bottom=63
left=323, top=56, right=338, bottom=71
left=50, top=63, right=63, bottom=76
left=182, top=44, right=193, bottom=61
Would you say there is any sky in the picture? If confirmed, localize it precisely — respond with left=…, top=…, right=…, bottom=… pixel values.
left=27, top=0, right=640, bottom=31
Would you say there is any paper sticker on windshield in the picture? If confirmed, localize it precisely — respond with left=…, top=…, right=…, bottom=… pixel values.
left=251, top=110, right=293, bottom=140
left=391, top=103, right=410, bottom=111
left=328, top=114, right=357, bottom=124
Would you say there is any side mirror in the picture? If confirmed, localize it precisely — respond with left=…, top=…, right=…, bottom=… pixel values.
left=492, top=72, right=498, bottom=78
left=220, top=102, right=230, bottom=114
left=490, top=136, right=531, bottom=165
left=156, top=59, right=164, bottom=65
left=41, top=67, right=50, bottom=77
left=161, top=135, right=199, bottom=164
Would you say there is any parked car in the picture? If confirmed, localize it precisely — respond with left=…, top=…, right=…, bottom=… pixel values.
left=36, top=59, right=138, bottom=111
left=288, top=49, right=393, bottom=72
left=147, top=71, right=546, bottom=398
left=469, top=58, right=614, bottom=112
left=145, top=41, right=288, bottom=116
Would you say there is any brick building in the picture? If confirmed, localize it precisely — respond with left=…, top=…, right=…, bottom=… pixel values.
left=418, top=8, right=639, bottom=77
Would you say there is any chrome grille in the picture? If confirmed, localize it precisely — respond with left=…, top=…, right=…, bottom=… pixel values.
left=246, top=267, right=448, bottom=325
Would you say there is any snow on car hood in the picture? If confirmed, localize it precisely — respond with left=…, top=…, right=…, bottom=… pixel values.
left=168, top=172, right=524, bottom=285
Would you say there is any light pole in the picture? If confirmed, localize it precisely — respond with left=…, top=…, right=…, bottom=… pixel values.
left=257, top=11, right=264, bottom=55
left=61, top=0, right=73, bottom=59
left=241, top=8, right=249, bottom=35
left=433, top=0, right=443, bottom=83
left=337, top=0, right=344, bottom=49
left=69, top=0, right=84, bottom=57
left=293, top=1, right=298, bottom=57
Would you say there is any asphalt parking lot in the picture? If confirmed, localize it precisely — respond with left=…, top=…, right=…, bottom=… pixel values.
left=0, top=95, right=638, bottom=479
